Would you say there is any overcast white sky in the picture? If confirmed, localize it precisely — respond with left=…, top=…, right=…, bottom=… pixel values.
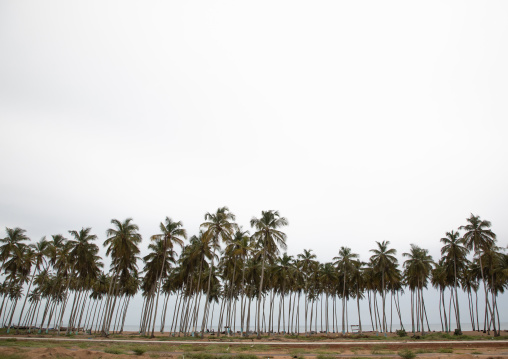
left=1, top=1, right=507, bottom=326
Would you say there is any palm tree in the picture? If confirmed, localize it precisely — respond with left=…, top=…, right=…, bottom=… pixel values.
left=250, top=210, right=288, bottom=339
left=350, top=260, right=365, bottom=333
left=15, top=237, right=49, bottom=333
left=199, top=207, right=237, bottom=338
left=403, top=244, right=434, bottom=335
left=297, top=249, right=317, bottom=335
left=459, top=214, right=498, bottom=335
left=334, top=247, right=359, bottom=334
left=0, top=227, right=30, bottom=324
left=142, top=237, right=178, bottom=335
left=369, top=241, right=397, bottom=335
left=440, top=230, right=468, bottom=332
left=63, top=227, right=102, bottom=334
left=273, top=253, right=294, bottom=334
left=102, top=218, right=142, bottom=335
left=4, top=244, right=32, bottom=332
left=148, top=217, right=186, bottom=338
left=317, top=262, right=337, bottom=334
left=224, top=228, right=251, bottom=336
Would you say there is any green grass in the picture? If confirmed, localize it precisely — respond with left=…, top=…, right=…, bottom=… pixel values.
left=180, top=354, right=258, bottom=359
left=104, top=347, right=126, bottom=354
left=415, top=349, right=431, bottom=354
left=371, top=349, right=395, bottom=355
left=398, top=349, right=416, bottom=359
left=438, top=348, right=453, bottom=353
left=472, top=351, right=482, bottom=354
left=234, top=345, right=270, bottom=352
left=422, top=332, right=476, bottom=341
left=133, top=347, right=147, bottom=355
left=350, top=347, right=362, bottom=354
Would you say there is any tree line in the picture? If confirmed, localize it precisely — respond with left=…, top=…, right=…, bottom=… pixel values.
left=0, top=209, right=507, bottom=338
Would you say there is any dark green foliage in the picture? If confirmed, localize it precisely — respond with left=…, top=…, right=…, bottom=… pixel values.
left=133, top=347, right=147, bottom=355
left=396, top=329, right=407, bottom=337
left=398, top=349, right=416, bottom=359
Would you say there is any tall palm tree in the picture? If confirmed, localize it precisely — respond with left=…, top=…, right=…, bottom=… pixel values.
left=440, top=230, right=468, bottom=332
left=142, top=238, right=178, bottom=335
left=63, top=227, right=102, bottom=334
left=199, top=207, right=237, bottom=338
left=431, top=260, right=450, bottom=332
left=369, top=241, right=397, bottom=335
left=250, top=210, right=288, bottom=339
left=297, top=249, right=317, bottom=335
left=350, top=260, right=365, bottom=333
left=403, top=244, right=434, bottom=335
left=102, top=218, right=142, bottom=336
left=334, top=247, right=359, bottom=334
left=459, top=214, right=498, bottom=335
left=148, top=217, right=187, bottom=338
left=4, top=244, right=33, bottom=332
left=15, top=237, right=49, bottom=333
left=224, top=228, right=251, bottom=336
left=0, top=227, right=30, bottom=324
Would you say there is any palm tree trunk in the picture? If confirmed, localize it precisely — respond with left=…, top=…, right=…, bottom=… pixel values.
left=439, top=289, right=443, bottom=332
left=410, top=290, right=415, bottom=333
left=200, top=244, right=217, bottom=338
left=478, top=256, right=495, bottom=334
left=356, top=288, right=362, bottom=333
left=367, top=290, right=374, bottom=331
left=120, top=296, right=130, bottom=333
left=381, top=271, right=386, bottom=334
left=453, top=256, right=461, bottom=331
left=467, top=289, right=475, bottom=331
left=390, top=290, right=393, bottom=332
left=76, top=290, right=89, bottom=333
left=101, top=271, right=118, bottom=335
left=15, top=268, right=37, bottom=333
left=56, top=264, right=75, bottom=335
left=395, top=290, right=403, bottom=330
left=150, top=250, right=167, bottom=338
left=89, top=297, right=102, bottom=333
left=170, top=290, right=182, bottom=335
left=342, top=271, right=346, bottom=334
left=191, top=260, right=204, bottom=333
left=256, top=248, right=266, bottom=339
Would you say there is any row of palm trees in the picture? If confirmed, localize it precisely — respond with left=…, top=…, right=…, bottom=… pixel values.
left=0, top=211, right=507, bottom=339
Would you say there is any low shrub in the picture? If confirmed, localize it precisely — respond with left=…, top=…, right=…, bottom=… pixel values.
left=439, top=348, right=453, bottom=353
left=133, top=347, right=147, bottom=355
left=396, top=329, right=407, bottom=337
left=398, top=349, right=416, bottom=359
left=105, top=347, right=125, bottom=354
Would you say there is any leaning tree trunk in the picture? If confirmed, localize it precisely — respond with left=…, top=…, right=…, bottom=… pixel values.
left=200, top=245, right=217, bottom=338
left=256, top=247, right=266, bottom=339
left=478, top=254, right=496, bottom=335
left=150, top=250, right=167, bottom=338
left=453, top=255, right=461, bottom=331
left=15, top=268, right=38, bottom=333
left=356, top=286, right=362, bottom=333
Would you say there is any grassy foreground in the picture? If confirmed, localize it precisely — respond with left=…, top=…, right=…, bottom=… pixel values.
left=1, top=329, right=508, bottom=359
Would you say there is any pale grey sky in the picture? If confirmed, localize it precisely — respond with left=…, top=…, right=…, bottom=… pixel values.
left=1, top=1, right=507, bottom=326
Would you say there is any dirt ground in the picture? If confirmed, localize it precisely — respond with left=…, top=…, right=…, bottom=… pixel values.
left=1, top=341, right=508, bottom=359
left=1, top=330, right=508, bottom=359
